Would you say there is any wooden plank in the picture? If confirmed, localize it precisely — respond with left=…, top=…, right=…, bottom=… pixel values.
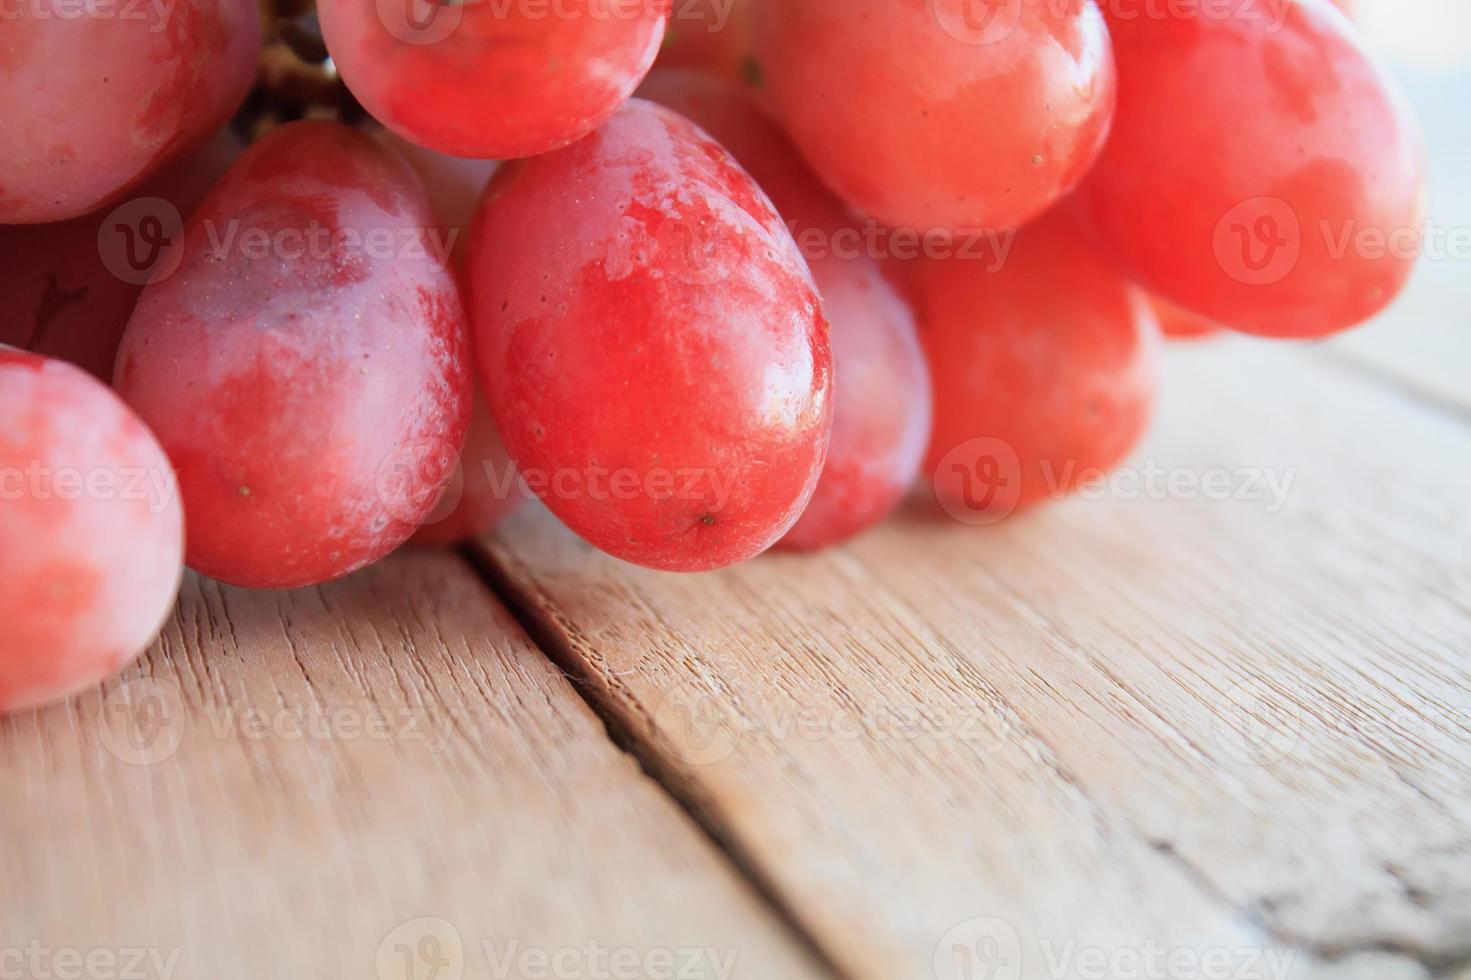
left=0, top=551, right=824, bottom=980
left=476, top=339, right=1471, bottom=980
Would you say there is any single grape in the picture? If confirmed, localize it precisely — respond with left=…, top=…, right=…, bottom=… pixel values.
left=466, top=98, right=832, bottom=572
left=0, top=130, right=241, bottom=382
left=913, top=214, right=1160, bottom=521
left=114, top=121, right=473, bottom=589
left=639, top=69, right=932, bottom=551
left=0, top=0, right=259, bottom=224
left=1072, top=0, right=1426, bottom=337
left=752, top=0, right=1116, bottom=233
left=317, top=0, right=669, bottom=159
left=0, top=349, right=184, bottom=713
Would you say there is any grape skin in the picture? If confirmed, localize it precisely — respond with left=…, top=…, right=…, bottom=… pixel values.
left=318, top=0, right=670, bottom=159
left=913, top=215, right=1161, bottom=519
left=466, top=98, right=833, bottom=572
left=0, top=350, right=184, bottom=713
left=781, top=253, right=932, bottom=550
left=639, top=69, right=932, bottom=552
left=752, top=0, right=1117, bottom=233
left=1073, top=0, right=1426, bottom=337
left=115, top=121, right=473, bottom=589
left=0, top=0, right=259, bottom=224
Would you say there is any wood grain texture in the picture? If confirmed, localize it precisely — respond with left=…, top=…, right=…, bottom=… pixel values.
left=0, top=551, right=824, bottom=980
left=476, top=339, right=1471, bottom=980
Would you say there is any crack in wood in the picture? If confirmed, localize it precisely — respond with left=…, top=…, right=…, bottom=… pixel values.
left=456, top=540, right=851, bottom=980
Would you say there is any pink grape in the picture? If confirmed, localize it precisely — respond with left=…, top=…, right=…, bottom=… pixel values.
left=0, top=349, right=184, bottom=713
left=639, top=69, right=931, bottom=551
left=0, top=0, right=260, bottom=224
left=318, top=0, right=670, bottom=159
left=115, top=121, right=473, bottom=589
left=914, top=213, right=1161, bottom=520
left=466, top=98, right=833, bottom=571
left=752, top=0, right=1116, bottom=233
left=1073, top=0, right=1426, bottom=337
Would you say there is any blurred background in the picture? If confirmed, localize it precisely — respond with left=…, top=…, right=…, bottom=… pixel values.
left=1334, top=0, right=1470, bottom=405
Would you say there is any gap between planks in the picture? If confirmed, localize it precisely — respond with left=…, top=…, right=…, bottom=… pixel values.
left=455, top=541, right=853, bottom=980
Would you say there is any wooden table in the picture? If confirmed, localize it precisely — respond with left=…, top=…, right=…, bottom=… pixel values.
left=4, top=59, right=1468, bottom=980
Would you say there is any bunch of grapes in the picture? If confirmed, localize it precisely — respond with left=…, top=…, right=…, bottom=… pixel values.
left=0, top=0, right=1425, bottom=710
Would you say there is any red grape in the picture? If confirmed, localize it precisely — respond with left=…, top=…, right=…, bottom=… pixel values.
left=752, top=0, right=1116, bottom=233
left=1072, top=0, right=1426, bottom=337
left=781, top=252, right=932, bottom=550
left=0, top=0, right=259, bottom=224
left=466, top=98, right=832, bottom=572
left=914, top=214, right=1160, bottom=522
left=0, top=130, right=241, bottom=382
left=317, top=0, right=670, bottom=159
left=639, top=69, right=931, bottom=551
left=0, top=349, right=183, bottom=713
left=114, top=121, right=473, bottom=589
